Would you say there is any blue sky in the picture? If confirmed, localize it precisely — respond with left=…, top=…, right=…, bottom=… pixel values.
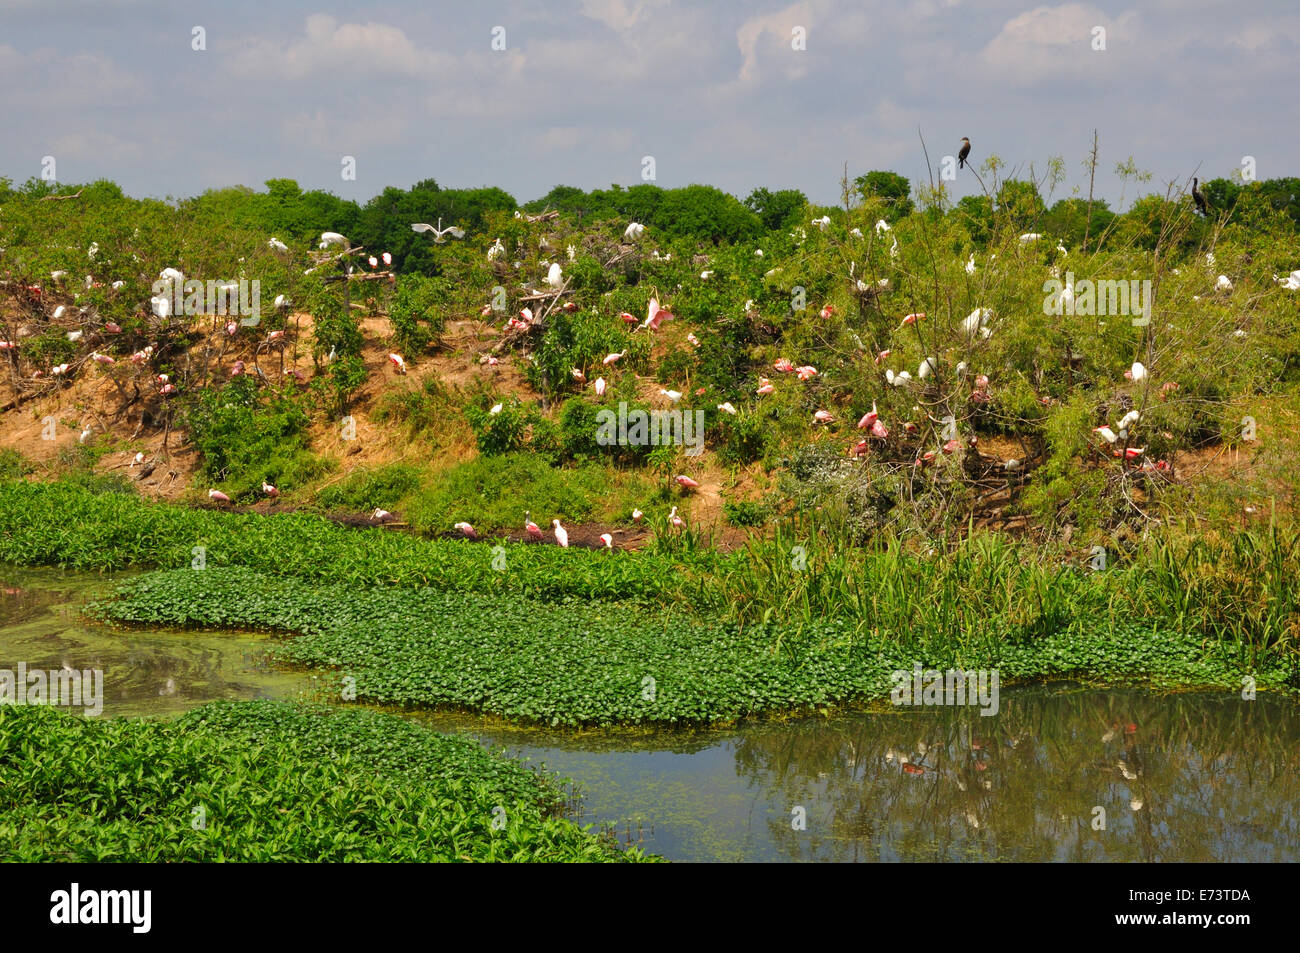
left=1, top=0, right=1294, bottom=209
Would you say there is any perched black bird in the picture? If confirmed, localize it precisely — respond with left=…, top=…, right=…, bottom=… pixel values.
left=958, top=137, right=971, bottom=170
left=1191, top=177, right=1209, bottom=216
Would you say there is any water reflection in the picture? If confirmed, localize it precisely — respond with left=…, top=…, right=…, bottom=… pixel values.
left=424, top=688, right=1300, bottom=862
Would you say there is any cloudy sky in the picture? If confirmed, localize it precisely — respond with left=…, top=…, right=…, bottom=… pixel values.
left=2, top=0, right=1295, bottom=209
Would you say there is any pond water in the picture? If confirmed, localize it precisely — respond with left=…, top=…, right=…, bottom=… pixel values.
left=4, top=568, right=1297, bottom=862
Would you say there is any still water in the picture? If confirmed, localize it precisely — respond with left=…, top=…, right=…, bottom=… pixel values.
left=3, top=568, right=1297, bottom=862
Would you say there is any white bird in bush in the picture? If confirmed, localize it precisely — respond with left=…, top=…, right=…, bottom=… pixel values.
left=53, top=305, right=66, bottom=319
left=965, top=253, right=976, bottom=275
left=850, top=227, right=863, bottom=239
left=624, top=222, right=645, bottom=241
left=319, top=232, right=349, bottom=248
left=571, top=367, right=586, bottom=383
left=1094, top=426, right=1118, bottom=443
left=545, top=262, right=563, bottom=287
left=274, top=294, right=290, bottom=310
left=812, top=215, right=831, bottom=230
left=717, top=401, right=737, bottom=415
left=600, top=533, right=613, bottom=549
left=918, top=357, right=937, bottom=380
left=489, top=403, right=503, bottom=415
left=372, top=508, right=393, bottom=522
left=1275, top=270, right=1300, bottom=291
left=1118, top=410, right=1140, bottom=431
left=632, top=508, right=643, bottom=522
left=874, top=219, right=891, bottom=235
left=660, top=389, right=682, bottom=403
left=552, top=519, right=569, bottom=548
left=594, top=377, right=606, bottom=396
left=1125, top=361, right=1148, bottom=382
left=388, top=353, right=407, bottom=374
left=410, top=220, right=464, bottom=243
left=268, top=237, right=289, bottom=252
left=962, top=307, right=992, bottom=336
left=66, top=330, right=83, bottom=343
left=487, top=238, right=505, bottom=261
left=1019, top=233, right=1042, bottom=243
left=1215, top=274, right=1234, bottom=292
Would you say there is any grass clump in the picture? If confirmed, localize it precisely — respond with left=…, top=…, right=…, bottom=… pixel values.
left=0, top=700, right=650, bottom=862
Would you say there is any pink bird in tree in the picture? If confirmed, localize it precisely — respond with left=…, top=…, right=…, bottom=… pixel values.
left=870, top=419, right=889, bottom=440
left=602, top=351, right=626, bottom=366
left=668, top=506, right=685, bottom=529
left=571, top=367, right=586, bottom=383
left=814, top=410, right=835, bottom=424
left=262, top=482, right=280, bottom=499
left=875, top=349, right=891, bottom=365
left=900, top=312, right=924, bottom=328
left=942, top=439, right=961, bottom=454
left=675, top=475, right=700, bottom=490
left=454, top=521, right=478, bottom=539
left=619, top=311, right=638, bottom=326
left=104, top=322, right=122, bottom=334
left=208, top=489, right=231, bottom=504
left=774, top=358, right=795, bottom=373
left=796, top=365, right=818, bottom=381
left=756, top=377, right=775, bottom=395
left=820, top=304, right=835, bottom=320
left=230, top=361, right=246, bottom=377
left=850, top=439, right=868, bottom=458
left=226, top=322, right=238, bottom=336
left=525, top=512, right=544, bottom=540
left=858, top=403, right=879, bottom=430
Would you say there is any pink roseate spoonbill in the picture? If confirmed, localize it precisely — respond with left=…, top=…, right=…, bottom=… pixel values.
left=717, top=402, right=737, bottom=415
left=562, top=301, right=578, bottom=313
left=642, top=297, right=675, bottom=332
left=600, top=533, right=613, bottom=549
left=942, top=439, right=961, bottom=454
left=159, top=383, right=177, bottom=397
left=571, top=367, right=586, bottom=383
left=850, top=439, right=868, bottom=458
left=454, top=521, right=478, bottom=540
left=521, top=307, right=535, bottom=324
left=814, top=410, right=835, bottom=424
left=91, top=352, right=114, bottom=365
left=796, top=365, right=818, bottom=381
left=820, top=304, right=835, bottom=320
left=773, top=357, right=795, bottom=373
left=921, top=450, right=937, bottom=462
left=267, top=329, right=285, bottom=342
left=552, top=519, right=569, bottom=548
left=372, top=508, right=393, bottom=522
left=208, top=489, right=231, bottom=504
left=0, top=341, right=14, bottom=350
left=104, top=322, right=121, bottom=334
left=486, top=356, right=500, bottom=366
left=1115, top=447, right=1145, bottom=460
left=619, top=311, right=638, bottom=326
left=900, top=312, right=924, bottom=328
left=694, top=386, right=706, bottom=396
left=668, top=506, right=685, bottom=529
left=974, top=374, right=990, bottom=390
left=858, top=403, right=879, bottom=430
left=230, top=361, right=246, bottom=376
left=594, top=377, right=606, bottom=396
left=389, top=353, right=407, bottom=374
left=687, top=332, right=701, bottom=347
left=676, top=475, right=700, bottom=490
left=870, top=418, right=889, bottom=440
left=1124, top=361, right=1148, bottom=382
left=525, top=512, right=544, bottom=540
left=1160, top=381, right=1179, bottom=400
left=756, top=378, right=775, bottom=395
left=1094, top=426, right=1118, bottom=444
left=602, top=351, right=625, bottom=366
left=262, top=482, right=279, bottom=499
left=874, top=349, right=891, bottom=365
left=902, top=421, right=918, bottom=434
left=225, top=322, right=238, bottom=336
left=632, top=508, right=644, bottom=522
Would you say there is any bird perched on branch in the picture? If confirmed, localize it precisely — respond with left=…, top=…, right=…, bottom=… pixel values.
left=1191, top=178, right=1209, bottom=216
left=958, top=137, right=971, bottom=169
left=410, top=219, right=465, bottom=243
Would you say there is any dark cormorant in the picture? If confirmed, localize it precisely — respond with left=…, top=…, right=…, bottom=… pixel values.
left=1192, top=177, right=1209, bottom=216
left=958, top=137, right=971, bottom=169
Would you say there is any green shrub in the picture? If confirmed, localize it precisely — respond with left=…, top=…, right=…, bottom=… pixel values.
left=389, top=274, right=449, bottom=354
